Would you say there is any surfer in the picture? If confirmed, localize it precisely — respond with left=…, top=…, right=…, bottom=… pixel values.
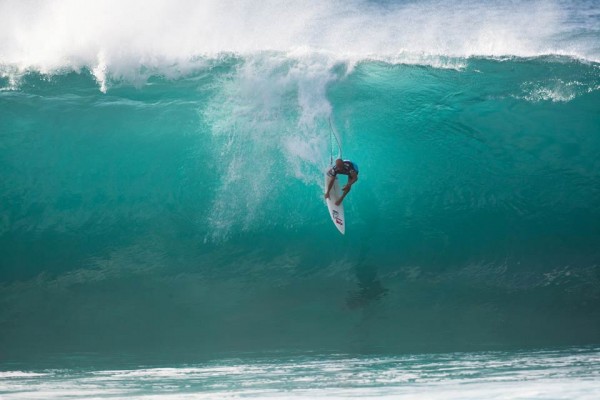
left=325, top=158, right=359, bottom=206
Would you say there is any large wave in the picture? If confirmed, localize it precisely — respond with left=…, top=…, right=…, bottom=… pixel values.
left=1, top=0, right=599, bottom=360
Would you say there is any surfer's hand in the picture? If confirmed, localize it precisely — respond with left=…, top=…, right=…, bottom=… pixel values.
left=342, top=185, right=350, bottom=193
left=324, top=192, right=330, bottom=199
left=335, top=199, right=342, bottom=206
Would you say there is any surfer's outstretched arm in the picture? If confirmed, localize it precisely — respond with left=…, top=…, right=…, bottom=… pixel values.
left=337, top=172, right=357, bottom=205
left=342, top=172, right=358, bottom=192
left=335, top=186, right=350, bottom=206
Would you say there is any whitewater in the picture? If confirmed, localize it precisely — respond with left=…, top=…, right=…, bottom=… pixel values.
left=1, top=0, right=600, bottom=398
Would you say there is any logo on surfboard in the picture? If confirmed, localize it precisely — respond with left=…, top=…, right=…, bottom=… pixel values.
left=332, top=210, right=344, bottom=226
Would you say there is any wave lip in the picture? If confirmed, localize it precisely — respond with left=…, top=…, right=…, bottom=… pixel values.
left=1, top=0, right=598, bottom=80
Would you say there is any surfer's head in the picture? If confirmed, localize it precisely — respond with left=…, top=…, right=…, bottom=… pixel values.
left=335, top=158, right=344, bottom=169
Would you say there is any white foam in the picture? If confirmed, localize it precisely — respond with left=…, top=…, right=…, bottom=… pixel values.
left=2, top=349, right=600, bottom=399
left=0, top=371, right=48, bottom=378
left=202, top=54, right=335, bottom=240
left=517, top=79, right=595, bottom=102
left=1, top=0, right=597, bottom=80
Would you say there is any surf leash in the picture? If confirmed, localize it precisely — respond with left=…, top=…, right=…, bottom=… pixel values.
left=328, top=116, right=342, bottom=165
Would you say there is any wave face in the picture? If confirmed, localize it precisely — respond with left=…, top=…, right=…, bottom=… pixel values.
left=1, top=0, right=600, bottom=359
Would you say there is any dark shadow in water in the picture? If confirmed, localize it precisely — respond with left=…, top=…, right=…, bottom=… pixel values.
left=346, top=187, right=388, bottom=309
left=346, top=262, right=389, bottom=309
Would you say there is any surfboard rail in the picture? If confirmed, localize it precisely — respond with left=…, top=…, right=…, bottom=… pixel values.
left=325, top=173, right=345, bottom=235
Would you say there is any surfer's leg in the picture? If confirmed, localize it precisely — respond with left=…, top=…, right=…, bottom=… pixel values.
left=335, top=187, right=350, bottom=206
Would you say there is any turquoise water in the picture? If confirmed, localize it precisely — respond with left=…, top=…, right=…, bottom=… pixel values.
left=1, top=0, right=600, bottom=397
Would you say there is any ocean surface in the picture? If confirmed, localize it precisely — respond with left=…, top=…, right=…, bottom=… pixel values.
left=1, top=347, right=599, bottom=399
left=1, top=0, right=599, bottom=398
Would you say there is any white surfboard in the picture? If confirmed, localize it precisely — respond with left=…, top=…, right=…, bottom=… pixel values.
left=325, top=173, right=345, bottom=235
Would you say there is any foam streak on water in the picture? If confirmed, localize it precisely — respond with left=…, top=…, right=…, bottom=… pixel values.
left=1, top=347, right=599, bottom=399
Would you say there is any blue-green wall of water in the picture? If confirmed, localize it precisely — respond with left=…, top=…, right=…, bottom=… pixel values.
left=1, top=56, right=599, bottom=359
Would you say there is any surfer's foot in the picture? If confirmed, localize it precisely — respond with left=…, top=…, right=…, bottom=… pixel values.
left=335, top=200, right=342, bottom=206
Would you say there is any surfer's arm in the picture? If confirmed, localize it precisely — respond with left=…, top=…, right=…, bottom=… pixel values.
left=336, top=173, right=357, bottom=205
left=342, top=172, right=358, bottom=191
left=336, top=190, right=349, bottom=206
left=336, top=184, right=352, bottom=206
